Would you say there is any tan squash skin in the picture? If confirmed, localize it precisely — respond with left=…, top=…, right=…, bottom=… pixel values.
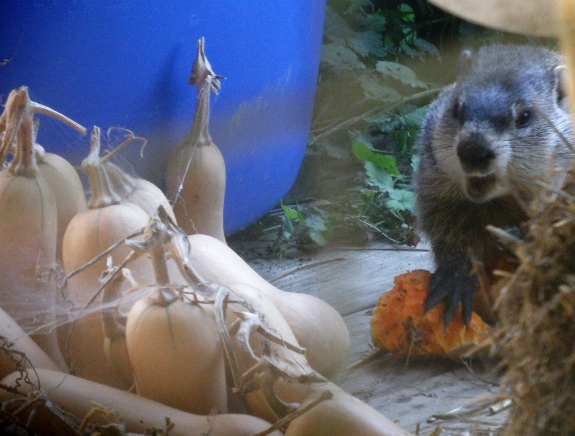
left=127, top=177, right=176, bottom=222
left=168, top=141, right=226, bottom=242
left=186, top=234, right=350, bottom=380
left=103, top=335, right=133, bottom=385
left=0, top=305, right=60, bottom=380
left=35, top=147, right=88, bottom=262
left=126, top=288, right=228, bottom=415
left=0, top=172, right=63, bottom=367
left=166, top=37, right=226, bottom=244
left=60, top=127, right=163, bottom=388
left=61, top=202, right=154, bottom=389
left=284, top=384, right=414, bottom=436
left=0, top=369, right=283, bottom=436
left=0, top=87, right=84, bottom=372
left=221, top=283, right=412, bottom=436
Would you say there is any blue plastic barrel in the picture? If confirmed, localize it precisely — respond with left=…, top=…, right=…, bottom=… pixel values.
left=0, top=0, right=326, bottom=234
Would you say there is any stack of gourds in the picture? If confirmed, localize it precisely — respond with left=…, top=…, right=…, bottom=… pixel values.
left=0, top=38, right=413, bottom=436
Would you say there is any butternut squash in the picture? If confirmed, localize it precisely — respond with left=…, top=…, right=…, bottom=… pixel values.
left=36, top=146, right=88, bottom=262
left=126, top=288, right=228, bottom=415
left=100, top=127, right=175, bottom=221
left=284, top=384, right=414, bottom=436
left=0, top=369, right=283, bottom=436
left=0, top=87, right=85, bottom=371
left=124, top=222, right=227, bottom=415
left=216, top=282, right=316, bottom=421
left=31, top=118, right=87, bottom=263
left=101, top=265, right=137, bottom=386
left=166, top=37, right=226, bottom=243
left=0, top=304, right=60, bottom=379
left=208, top=282, right=412, bottom=436
left=186, top=233, right=349, bottom=379
left=61, top=126, right=155, bottom=389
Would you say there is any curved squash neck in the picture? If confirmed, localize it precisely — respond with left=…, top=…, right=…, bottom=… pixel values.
left=82, top=127, right=136, bottom=209
left=10, top=116, right=39, bottom=177
left=184, top=37, right=222, bottom=148
left=187, top=78, right=213, bottom=147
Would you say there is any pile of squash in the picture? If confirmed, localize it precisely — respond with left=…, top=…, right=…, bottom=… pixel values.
left=0, top=39, right=413, bottom=436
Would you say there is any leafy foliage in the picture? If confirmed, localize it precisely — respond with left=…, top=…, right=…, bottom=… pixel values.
left=229, top=1, right=446, bottom=257
left=375, top=61, right=427, bottom=88
left=319, top=0, right=439, bottom=109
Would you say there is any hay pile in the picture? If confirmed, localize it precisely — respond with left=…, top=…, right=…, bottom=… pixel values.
left=492, top=162, right=575, bottom=436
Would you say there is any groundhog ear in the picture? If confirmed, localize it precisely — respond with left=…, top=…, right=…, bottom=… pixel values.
left=553, top=65, right=568, bottom=104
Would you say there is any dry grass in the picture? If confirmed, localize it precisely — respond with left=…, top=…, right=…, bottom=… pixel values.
left=491, top=162, right=575, bottom=435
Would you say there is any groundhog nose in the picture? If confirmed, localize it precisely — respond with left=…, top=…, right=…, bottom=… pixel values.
left=456, top=134, right=495, bottom=174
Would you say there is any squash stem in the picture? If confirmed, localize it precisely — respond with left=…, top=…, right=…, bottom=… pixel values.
left=10, top=116, right=38, bottom=177
left=186, top=37, right=223, bottom=148
left=1, top=87, right=38, bottom=177
left=101, top=127, right=147, bottom=163
left=81, top=126, right=137, bottom=209
left=31, top=101, right=86, bottom=135
left=168, top=37, right=225, bottom=205
left=123, top=215, right=180, bottom=307
left=214, top=287, right=242, bottom=391
left=101, top=267, right=127, bottom=340
left=1, top=86, right=85, bottom=176
left=150, top=238, right=171, bottom=287
left=155, top=206, right=208, bottom=286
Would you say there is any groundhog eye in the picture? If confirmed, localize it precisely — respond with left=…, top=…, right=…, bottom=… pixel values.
left=516, top=109, right=532, bottom=128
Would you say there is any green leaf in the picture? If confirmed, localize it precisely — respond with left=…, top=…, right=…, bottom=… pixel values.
left=345, top=0, right=372, bottom=13
left=352, top=141, right=399, bottom=175
left=280, top=214, right=294, bottom=240
left=369, top=114, right=402, bottom=133
left=281, top=204, right=305, bottom=225
left=413, top=38, right=440, bottom=58
left=323, top=12, right=356, bottom=45
left=403, top=105, right=429, bottom=126
left=321, top=43, right=366, bottom=71
left=365, top=162, right=394, bottom=192
left=385, top=189, right=414, bottom=211
left=399, top=4, right=415, bottom=22
left=348, top=30, right=385, bottom=58
left=376, top=61, right=427, bottom=89
left=305, top=213, right=328, bottom=246
left=366, top=12, right=386, bottom=31
left=359, top=76, right=401, bottom=102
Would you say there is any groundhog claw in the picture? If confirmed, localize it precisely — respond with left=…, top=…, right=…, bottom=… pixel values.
left=425, top=260, right=477, bottom=326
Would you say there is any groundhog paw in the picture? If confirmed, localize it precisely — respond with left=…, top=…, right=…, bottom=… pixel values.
left=425, top=261, right=478, bottom=326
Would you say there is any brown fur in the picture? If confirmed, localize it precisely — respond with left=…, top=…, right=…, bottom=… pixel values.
left=414, top=44, right=573, bottom=324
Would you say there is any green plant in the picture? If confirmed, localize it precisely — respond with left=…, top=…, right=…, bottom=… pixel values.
left=369, top=104, right=429, bottom=162
left=318, top=1, right=438, bottom=112
left=229, top=1, right=442, bottom=257
left=350, top=139, right=417, bottom=243
left=280, top=204, right=328, bottom=247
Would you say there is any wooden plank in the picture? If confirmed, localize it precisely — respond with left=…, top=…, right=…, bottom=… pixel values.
left=336, top=311, right=505, bottom=434
left=253, top=244, right=433, bottom=316
left=243, top=242, right=507, bottom=435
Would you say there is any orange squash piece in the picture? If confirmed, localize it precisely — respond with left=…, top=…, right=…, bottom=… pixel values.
left=370, top=270, right=490, bottom=358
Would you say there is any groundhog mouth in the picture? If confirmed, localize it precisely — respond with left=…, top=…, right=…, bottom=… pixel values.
left=464, top=174, right=498, bottom=201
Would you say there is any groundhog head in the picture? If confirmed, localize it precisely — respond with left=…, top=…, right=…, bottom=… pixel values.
left=434, top=45, right=573, bottom=204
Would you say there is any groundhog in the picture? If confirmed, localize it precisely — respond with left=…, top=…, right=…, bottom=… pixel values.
left=414, top=44, right=573, bottom=325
